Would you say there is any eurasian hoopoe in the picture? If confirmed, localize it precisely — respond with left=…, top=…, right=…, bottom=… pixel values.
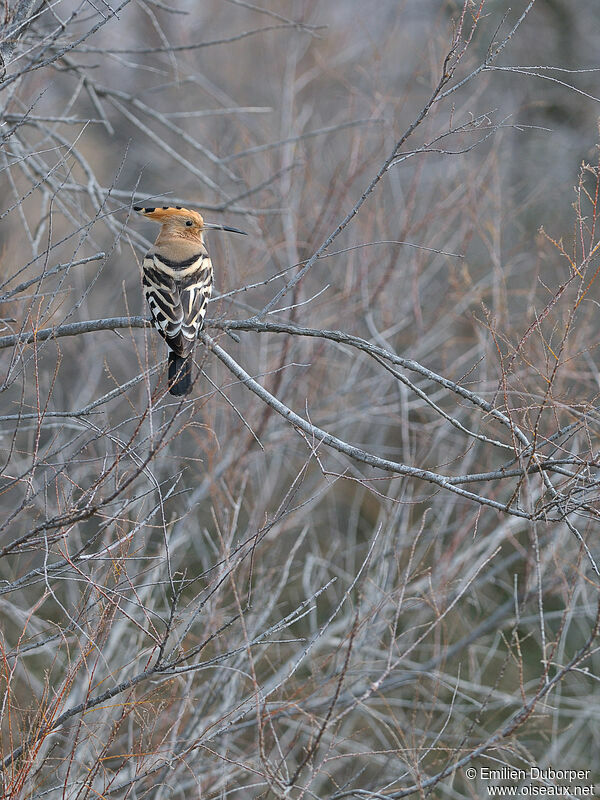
left=135, top=205, right=246, bottom=396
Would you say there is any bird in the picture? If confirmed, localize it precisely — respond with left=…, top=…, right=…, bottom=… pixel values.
left=135, top=204, right=246, bottom=396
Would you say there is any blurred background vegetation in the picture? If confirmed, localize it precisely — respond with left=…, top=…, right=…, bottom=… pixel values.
left=1, top=0, right=600, bottom=797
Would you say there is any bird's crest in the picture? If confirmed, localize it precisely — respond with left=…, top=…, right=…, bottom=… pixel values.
left=134, top=205, right=204, bottom=226
left=134, top=204, right=247, bottom=236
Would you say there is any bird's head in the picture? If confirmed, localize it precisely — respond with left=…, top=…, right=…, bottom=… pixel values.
left=134, top=205, right=247, bottom=242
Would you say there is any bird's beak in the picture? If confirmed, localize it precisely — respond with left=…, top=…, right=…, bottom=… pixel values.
left=203, top=222, right=248, bottom=235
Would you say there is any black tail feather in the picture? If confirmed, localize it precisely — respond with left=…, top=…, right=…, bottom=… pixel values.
left=168, top=351, right=193, bottom=396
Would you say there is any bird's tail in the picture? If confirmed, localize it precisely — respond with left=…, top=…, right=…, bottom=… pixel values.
left=168, top=351, right=193, bottom=396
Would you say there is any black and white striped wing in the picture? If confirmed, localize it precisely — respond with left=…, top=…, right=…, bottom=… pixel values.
left=142, top=253, right=213, bottom=356
left=179, top=263, right=213, bottom=343
left=142, top=259, right=184, bottom=352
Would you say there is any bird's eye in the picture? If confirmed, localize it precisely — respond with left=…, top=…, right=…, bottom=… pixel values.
left=185, top=220, right=193, bottom=227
